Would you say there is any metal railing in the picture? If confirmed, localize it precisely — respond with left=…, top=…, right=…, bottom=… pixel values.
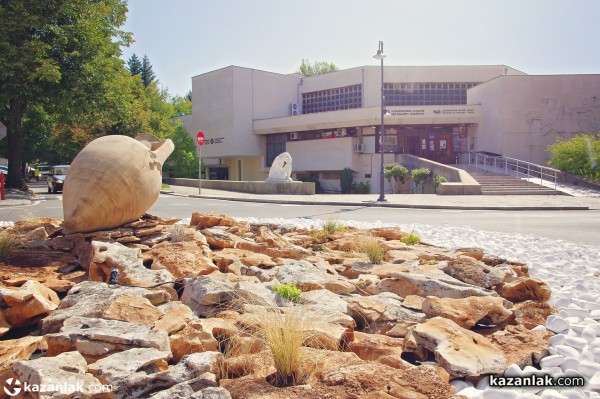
left=470, top=153, right=560, bottom=189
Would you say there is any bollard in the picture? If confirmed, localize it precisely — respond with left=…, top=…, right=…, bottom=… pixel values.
left=0, top=173, right=4, bottom=200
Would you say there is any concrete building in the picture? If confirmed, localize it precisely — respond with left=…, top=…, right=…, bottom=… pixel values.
left=189, top=65, right=600, bottom=193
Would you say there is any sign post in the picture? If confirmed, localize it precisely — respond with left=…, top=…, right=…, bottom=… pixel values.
left=196, top=131, right=205, bottom=194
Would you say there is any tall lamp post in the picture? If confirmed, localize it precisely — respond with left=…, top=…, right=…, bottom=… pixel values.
left=373, top=41, right=386, bottom=202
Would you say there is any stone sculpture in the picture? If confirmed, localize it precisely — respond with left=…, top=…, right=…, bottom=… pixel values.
left=62, top=135, right=174, bottom=233
left=266, top=152, right=293, bottom=183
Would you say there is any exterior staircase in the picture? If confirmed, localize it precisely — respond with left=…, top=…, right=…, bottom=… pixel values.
left=459, top=165, right=566, bottom=195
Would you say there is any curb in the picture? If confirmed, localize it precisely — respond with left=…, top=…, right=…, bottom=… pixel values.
left=165, top=192, right=589, bottom=211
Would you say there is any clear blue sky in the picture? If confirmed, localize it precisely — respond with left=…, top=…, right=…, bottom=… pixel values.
left=121, top=0, right=600, bottom=97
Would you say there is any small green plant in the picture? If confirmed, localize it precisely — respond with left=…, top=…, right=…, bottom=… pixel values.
left=0, top=231, right=17, bottom=257
left=311, top=219, right=348, bottom=239
left=419, top=259, right=439, bottom=265
left=401, top=232, right=421, bottom=246
left=359, top=236, right=384, bottom=264
left=340, top=167, right=354, bottom=194
left=434, top=174, right=448, bottom=188
left=161, top=183, right=171, bottom=190
left=272, top=283, right=302, bottom=302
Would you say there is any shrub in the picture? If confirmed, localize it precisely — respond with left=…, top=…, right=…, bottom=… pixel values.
left=385, top=163, right=408, bottom=193
left=0, top=231, right=17, bottom=257
left=547, top=134, right=600, bottom=181
left=311, top=218, right=349, bottom=240
left=351, top=181, right=371, bottom=194
left=401, top=232, right=421, bottom=246
left=411, top=168, right=431, bottom=187
left=340, top=168, right=354, bottom=194
left=359, top=236, right=384, bottom=264
left=272, top=283, right=302, bottom=302
left=434, top=174, right=448, bottom=189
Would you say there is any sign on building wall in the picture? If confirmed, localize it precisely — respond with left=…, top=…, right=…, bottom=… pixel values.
left=452, top=126, right=467, bottom=152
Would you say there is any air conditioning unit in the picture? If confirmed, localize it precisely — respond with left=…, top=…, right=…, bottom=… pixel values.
left=353, top=143, right=365, bottom=153
left=289, top=132, right=299, bottom=140
left=289, top=103, right=301, bottom=116
left=334, top=128, right=346, bottom=137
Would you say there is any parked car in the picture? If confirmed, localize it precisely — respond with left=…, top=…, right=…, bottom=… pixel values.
left=0, top=166, right=7, bottom=175
left=47, top=165, right=70, bottom=193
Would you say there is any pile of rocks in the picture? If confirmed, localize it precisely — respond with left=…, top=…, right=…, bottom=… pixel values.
left=0, top=213, right=562, bottom=398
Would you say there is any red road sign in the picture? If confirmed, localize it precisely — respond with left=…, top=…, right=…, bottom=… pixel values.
left=196, top=131, right=205, bottom=146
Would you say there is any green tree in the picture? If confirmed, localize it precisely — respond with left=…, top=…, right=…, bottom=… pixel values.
left=165, top=122, right=199, bottom=178
left=0, top=0, right=130, bottom=187
left=297, top=59, right=340, bottom=77
left=141, top=54, right=157, bottom=87
left=127, top=53, right=142, bottom=76
left=384, top=163, right=408, bottom=193
left=340, top=168, right=354, bottom=194
left=547, top=134, right=600, bottom=180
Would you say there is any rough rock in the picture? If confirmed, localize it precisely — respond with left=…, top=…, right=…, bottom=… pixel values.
left=0, top=336, right=46, bottom=374
left=377, top=266, right=496, bottom=299
left=403, top=316, right=506, bottom=377
left=154, top=302, right=195, bottom=334
left=0, top=311, right=10, bottom=337
left=190, top=213, right=236, bottom=229
left=490, top=324, right=552, bottom=368
left=347, top=332, right=411, bottom=370
left=421, top=296, right=513, bottom=329
left=146, top=241, right=218, bottom=278
left=170, top=320, right=219, bottom=362
left=346, top=296, right=386, bottom=326
left=181, top=276, right=236, bottom=317
left=10, top=351, right=108, bottom=399
left=454, top=247, right=485, bottom=260
left=0, top=280, right=61, bottom=328
left=201, top=228, right=242, bottom=249
left=45, top=316, right=171, bottom=361
left=442, top=256, right=512, bottom=288
left=274, top=259, right=356, bottom=294
left=41, top=281, right=171, bottom=334
left=88, top=241, right=174, bottom=287
left=496, top=277, right=552, bottom=302
left=360, top=292, right=427, bottom=335
left=102, top=295, right=165, bottom=326
left=513, top=300, right=556, bottom=329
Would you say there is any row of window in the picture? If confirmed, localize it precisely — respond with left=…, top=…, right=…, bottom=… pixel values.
left=384, top=82, right=479, bottom=106
left=302, top=84, right=362, bottom=114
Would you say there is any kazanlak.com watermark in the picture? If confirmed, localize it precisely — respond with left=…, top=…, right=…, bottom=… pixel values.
left=3, top=377, right=113, bottom=397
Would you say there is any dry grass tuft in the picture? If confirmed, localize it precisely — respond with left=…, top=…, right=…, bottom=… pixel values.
left=0, top=231, right=17, bottom=257
left=168, top=223, right=186, bottom=243
left=359, top=236, right=384, bottom=264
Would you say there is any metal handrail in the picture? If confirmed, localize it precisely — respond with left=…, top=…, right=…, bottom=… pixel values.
left=473, top=153, right=560, bottom=189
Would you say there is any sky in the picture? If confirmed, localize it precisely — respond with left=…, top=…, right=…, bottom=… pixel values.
left=121, top=0, right=600, bottom=97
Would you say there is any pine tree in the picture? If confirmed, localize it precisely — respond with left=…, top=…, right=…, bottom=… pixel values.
left=141, top=54, right=157, bottom=87
left=127, top=54, right=142, bottom=76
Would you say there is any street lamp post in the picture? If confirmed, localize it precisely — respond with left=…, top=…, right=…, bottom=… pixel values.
left=373, top=41, right=386, bottom=202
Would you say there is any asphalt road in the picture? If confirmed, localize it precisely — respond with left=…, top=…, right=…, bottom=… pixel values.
left=1, top=183, right=599, bottom=246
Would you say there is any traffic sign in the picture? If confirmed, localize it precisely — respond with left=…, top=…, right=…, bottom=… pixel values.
left=196, top=131, right=205, bottom=146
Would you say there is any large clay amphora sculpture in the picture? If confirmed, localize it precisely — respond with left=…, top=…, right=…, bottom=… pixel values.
left=63, top=135, right=174, bottom=233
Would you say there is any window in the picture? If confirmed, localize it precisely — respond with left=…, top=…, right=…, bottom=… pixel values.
left=266, top=134, right=287, bottom=167
left=302, top=84, right=362, bottom=114
left=384, top=82, right=480, bottom=106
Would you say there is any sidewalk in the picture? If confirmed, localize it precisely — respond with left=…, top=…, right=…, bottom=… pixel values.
left=0, top=188, right=32, bottom=206
left=162, top=185, right=600, bottom=211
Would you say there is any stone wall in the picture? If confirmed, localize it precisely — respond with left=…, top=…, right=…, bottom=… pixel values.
left=163, top=178, right=315, bottom=195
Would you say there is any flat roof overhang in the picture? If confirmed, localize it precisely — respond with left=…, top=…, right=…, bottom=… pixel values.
left=253, top=105, right=481, bottom=135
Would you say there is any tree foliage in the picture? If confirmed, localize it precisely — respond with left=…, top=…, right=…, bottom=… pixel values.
left=547, top=134, right=600, bottom=180
left=141, top=54, right=157, bottom=87
left=127, top=54, right=142, bottom=76
left=0, top=0, right=131, bottom=187
left=297, top=59, right=340, bottom=77
left=384, top=163, right=408, bottom=193
left=165, top=122, right=199, bottom=178
left=340, top=168, right=354, bottom=194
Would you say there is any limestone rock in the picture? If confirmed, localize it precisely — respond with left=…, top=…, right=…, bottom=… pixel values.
left=513, top=300, right=556, bottom=329
left=442, top=256, right=512, bottom=288
left=0, top=280, right=60, bottom=327
left=88, top=241, right=174, bottom=287
left=490, top=324, right=552, bottom=368
left=300, top=289, right=349, bottom=313
left=41, top=281, right=171, bottom=334
left=347, top=332, right=411, bottom=370
left=181, top=276, right=236, bottom=317
left=147, top=241, right=218, bottom=278
left=403, top=316, right=506, bottom=377
left=346, top=296, right=386, bottom=326
left=496, top=277, right=552, bottom=302
left=274, top=259, right=356, bottom=294
left=0, top=311, right=10, bottom=337
left=45, top=316, right=171, bottom=361
left=170, top=321, right=219, bottom=362
left=421, top=296, right=513, bottom=329
left=360, top=292, right=427, bottom=335
left=454, top=247, right=485, bottom=260
left=0, top=336, right=46, bottom=374
left=154, top=302, right=195, bottom=334
left=10, top=351, right=108, bottom=398
left=202, top=228, right=242, bottom=249
left=102, top=295, right=165, bottom=326
left=190, top=212, right=236, bottom=229
left=377, top=266, right=496, bottom=299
